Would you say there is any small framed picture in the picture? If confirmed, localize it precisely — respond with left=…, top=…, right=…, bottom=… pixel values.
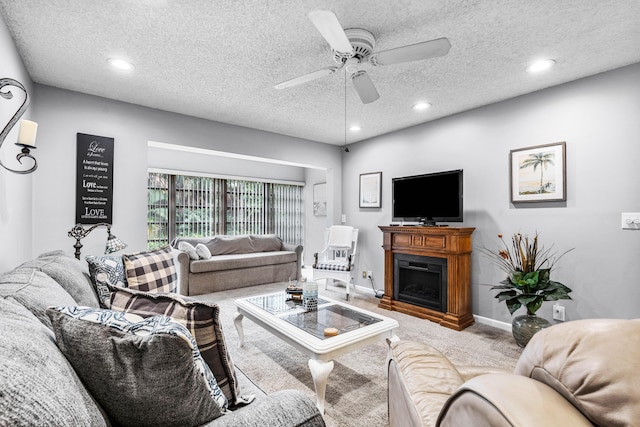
left=510, top=142, right=566, bottom=203
left=359, top=172, right=382, bottom=208
left=313, top=183, right=327, bottom=216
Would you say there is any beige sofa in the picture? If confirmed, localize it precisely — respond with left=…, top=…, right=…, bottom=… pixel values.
left=387, top=318, right=640, bottom=426
left=172, top=234, right=302, bottom=296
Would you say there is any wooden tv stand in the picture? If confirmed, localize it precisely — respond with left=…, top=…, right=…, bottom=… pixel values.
left=378, top=226, right=475, bottom=331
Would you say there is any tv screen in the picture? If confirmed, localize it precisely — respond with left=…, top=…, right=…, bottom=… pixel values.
left=392, top=169, right=463, bottom=224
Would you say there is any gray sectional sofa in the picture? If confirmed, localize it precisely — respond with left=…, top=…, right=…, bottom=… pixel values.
left=172, top=234, right=303, bottom=296
left=0, top=250, right=324, bottom=426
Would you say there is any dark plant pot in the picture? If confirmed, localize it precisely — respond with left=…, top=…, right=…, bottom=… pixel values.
left=512, top=314, right=551, bottom=348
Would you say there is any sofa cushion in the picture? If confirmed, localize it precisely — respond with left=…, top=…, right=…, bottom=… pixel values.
left=190, top=251, right=297, bottom=273
left=19, top=250, right=100, bottom=307
left=0, top=267, right=77, bottom=330
left=0, top=298, right=108, bottom=426
left=515, top=318, right=640, bottom=427
left=208, top=235, right=253, bottom=255
left=110, top=286, right=248, bottom=405
left=250, top=234, right=283, bottom=252
left=47, top=306, right=226, bottom=426
left=123, top=247, right=177, bottom=293
left=86, top=255, right=128, bottom=308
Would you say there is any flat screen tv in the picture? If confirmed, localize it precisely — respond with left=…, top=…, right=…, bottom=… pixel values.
left=392, top=169, right=463, bottom=225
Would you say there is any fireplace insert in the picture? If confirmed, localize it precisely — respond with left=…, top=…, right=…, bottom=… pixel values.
left=393, top=253, right=447, bottom=312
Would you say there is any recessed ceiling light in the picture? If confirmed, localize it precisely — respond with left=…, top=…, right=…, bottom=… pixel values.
left=108, top=58, right=135, bottom=71
left=349, top=125, right=362, bottom=131
left=526, top=59, right=555, bottom=73
left=412, top=102, right=431, bottom=111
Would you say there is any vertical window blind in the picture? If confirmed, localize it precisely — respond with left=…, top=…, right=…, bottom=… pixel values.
left=147, top=172, right=304, bottom=249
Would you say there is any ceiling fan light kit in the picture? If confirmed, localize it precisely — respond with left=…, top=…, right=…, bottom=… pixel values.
left=275, top=10, right=451, bottom=105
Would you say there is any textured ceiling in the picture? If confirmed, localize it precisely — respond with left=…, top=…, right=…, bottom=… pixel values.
left=1, top=1, right=639, bottom=146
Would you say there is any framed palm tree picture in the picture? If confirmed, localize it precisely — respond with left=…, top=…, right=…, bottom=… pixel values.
left=510, top=142, right=566, bottom=203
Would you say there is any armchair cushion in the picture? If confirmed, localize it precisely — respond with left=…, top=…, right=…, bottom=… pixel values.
left=438, top=374, right=592, bottom=427
left=388, top=340, right=465, bottom=427
left=314, top=260, right=351, bottom=271
left=515, top=318, right=640, bottom=427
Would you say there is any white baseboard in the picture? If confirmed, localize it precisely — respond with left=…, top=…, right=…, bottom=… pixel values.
left=473, top=315, right=512, bottom=332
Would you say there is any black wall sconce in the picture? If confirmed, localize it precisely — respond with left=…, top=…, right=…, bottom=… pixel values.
left=0, top=78, right=38, bottom=174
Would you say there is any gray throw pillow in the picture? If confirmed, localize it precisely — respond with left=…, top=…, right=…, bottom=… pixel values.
left=85, top=255, right=127, bottom=308
left=110, top=286, right=252, bottom=405
left=47, top=306, right=226, bottom=426
left=178, top=241, right=200, bottom=260
left=196, top=243, right=212, bottom=259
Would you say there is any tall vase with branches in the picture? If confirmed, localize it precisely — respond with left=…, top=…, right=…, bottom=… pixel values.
left=483, top=232, right=573, bottom=346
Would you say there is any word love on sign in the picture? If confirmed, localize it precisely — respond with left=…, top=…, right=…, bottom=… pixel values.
left=75, top=133, right=114, bottom=224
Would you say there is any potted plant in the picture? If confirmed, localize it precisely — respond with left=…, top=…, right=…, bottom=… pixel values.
left=483, top=232, right=573, bottom=347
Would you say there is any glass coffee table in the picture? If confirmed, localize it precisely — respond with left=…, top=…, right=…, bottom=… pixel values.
left=233, top=292, right=399, bottom=415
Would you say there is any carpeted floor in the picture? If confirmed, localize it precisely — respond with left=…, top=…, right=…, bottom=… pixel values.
left=197, top=282, right=522, bottom=427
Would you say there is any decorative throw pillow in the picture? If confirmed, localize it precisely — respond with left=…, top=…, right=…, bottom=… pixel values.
left=85, top=255, right=127, bottom=308
left=109, top=286, right=250, bottom=405
left=46, top=306, right=226, bottom=426
left=123, top=247, right=177, bottom=293
left=178, top=241, right=199, bottom=260
left=196, top=243, right=212, bottom=260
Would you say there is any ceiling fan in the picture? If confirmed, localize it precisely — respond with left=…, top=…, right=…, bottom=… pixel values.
left=275, top=10, right=451, bottom=104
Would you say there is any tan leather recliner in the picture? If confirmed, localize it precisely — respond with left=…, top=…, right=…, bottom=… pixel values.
left=387, top=319, right=640, bottom=427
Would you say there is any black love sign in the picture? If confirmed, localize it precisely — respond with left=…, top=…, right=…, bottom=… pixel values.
left=75, top=133, right=114, bottom=224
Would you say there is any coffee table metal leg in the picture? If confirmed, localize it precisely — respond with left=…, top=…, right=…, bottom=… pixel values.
left=233, top=312, right=244, bottom=347
left=308, top=359, right=334, bottom=415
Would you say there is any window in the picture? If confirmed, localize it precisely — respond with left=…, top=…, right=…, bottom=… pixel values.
left=147, top=172, right=303, bottom=249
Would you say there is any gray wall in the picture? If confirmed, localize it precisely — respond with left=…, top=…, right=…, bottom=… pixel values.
left=26, top=84, right=341, bottom=261
left=343, top=63, right=640, bottom=323
left=0, top=16, right=35, bottom=272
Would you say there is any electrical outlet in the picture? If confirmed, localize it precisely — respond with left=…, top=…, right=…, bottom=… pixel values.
left=552, top=304, right=566, bottom=321
left=366, top=270, right=373, bottom=279
left=621, top=212, right=640, bottom=229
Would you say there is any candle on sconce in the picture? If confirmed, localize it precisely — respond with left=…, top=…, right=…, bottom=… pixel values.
left=17, top=120, right=38, bottom=147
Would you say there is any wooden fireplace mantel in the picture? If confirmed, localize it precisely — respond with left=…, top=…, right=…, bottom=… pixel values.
left=378, top=226, right=475, bottom=331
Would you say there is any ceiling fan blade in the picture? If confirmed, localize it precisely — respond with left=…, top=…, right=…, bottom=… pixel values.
left=370, top=37, right=451, bottom=66
left=274, top=67, right=338, bottom=89
left=308, top=10, right=353, bottom=55
left=351, top=71, right=380, bottom=104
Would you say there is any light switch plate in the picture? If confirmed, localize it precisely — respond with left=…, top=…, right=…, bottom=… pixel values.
left=621, top=212, right=640, bottom=230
